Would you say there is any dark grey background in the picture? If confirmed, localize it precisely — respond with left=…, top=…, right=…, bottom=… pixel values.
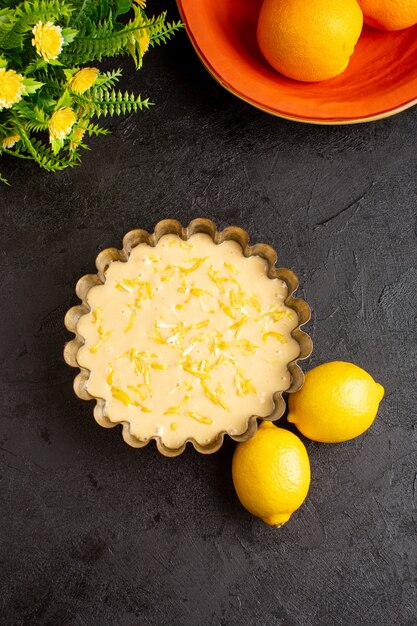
left=1, top=3, right=416, bottom=625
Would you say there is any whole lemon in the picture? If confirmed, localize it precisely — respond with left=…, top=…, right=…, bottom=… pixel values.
left=257, top=0, right=364, bottom=82
left=232, top=422, right=310, bottom=526
left=358, top=0, right=417, bottom=30
left=287, top=361, right=384, bottom=443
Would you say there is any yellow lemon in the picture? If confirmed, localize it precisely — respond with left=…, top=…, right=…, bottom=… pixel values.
left=257, top=0, right=363, bottom=82
left=232, top=422, right=310, bottom=526
left=288, top=361, right=384, bottom=443
left=358, top=0, right=417, bottom=31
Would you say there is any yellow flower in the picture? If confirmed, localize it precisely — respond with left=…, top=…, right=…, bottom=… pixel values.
left=69, top=68, right=99, bottom=94
left=49, top=107, right=76, bottom=141
left=134, top=17, right=150, bottom=56
left=32, top=21, right=64, bottom=61
left=2, top=133, right=20, bottom=149
left=0, top=69, right=25, bottom=109
left=69, top=125, right=87, bottom=151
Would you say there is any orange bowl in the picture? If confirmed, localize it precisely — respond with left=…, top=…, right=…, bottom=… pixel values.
left=177, top=0, right=417, bottom=124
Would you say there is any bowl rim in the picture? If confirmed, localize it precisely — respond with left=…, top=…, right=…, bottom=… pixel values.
left=176, top=0, right=417, bottom=125
left=64, top=218, right=313, bottom=457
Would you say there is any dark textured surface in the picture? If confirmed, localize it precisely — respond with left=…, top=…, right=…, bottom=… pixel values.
left=1, top=3, right=416, bottom=625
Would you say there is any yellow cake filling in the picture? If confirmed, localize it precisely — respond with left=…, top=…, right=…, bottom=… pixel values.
left=76, top=233, right=300, bottom=448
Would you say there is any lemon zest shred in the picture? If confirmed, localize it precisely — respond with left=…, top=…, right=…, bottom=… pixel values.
left=138, top=404, right=152, bottom=413
left=229, top=316, right=249, bottom=333
left=106, top=368, right=114, bottom=386
left=215, top=353, right=225, bottom=367
left=262, top=331, right=286, bottom=344
left=218, top=301, right=236, bottom=319
left=160, top=264, right=175, bottom=282
left=182, top=356, right=211, bottom=380
left=121, top=278, right=153, bottom=300
left=234, top=368, right=256, bottom=397
left=150, top=362, right=167, bottom=370
left=168, top=239, right=192, bottom=250
left=208, top=266, right=227, bottom=293
left=200, top=380, right=218, bottom=405
left=92, top=306, right=103, bottom=324
left=164, top=405, right=181, bottom=415
left=124, top=310, right=136, bottom=333
left=229, top=289, right=245, bottom=309
left=194, top=319, right=210, bottom=329
left=164, top=394, right=190, bottom=415
left=201, top=380, right=230, bottom=411
left=188, top=411, right=213, bottom=425
left=185, top=287, right=212, bottom=302
left=122, top=278, right=136, bottom=288
left=247, top=294, right=261, bottom=312
left=111, top=386, right=132, bottom=406
left=179, top=256, right=208, bottom=275
left=115, top=282, right=130, bottom=292
left=151, top=327, right=166, bottom=344
left=218, top=339, right=258, bottom=354
left=90, top=330, right=112, bottom=353
left=260, top=308, right=288, bottom=323
left=190, top=334, right=205, bottom=345
left=126, top=349, right=160, bottom=385
left=127, top=384, right=147, bottom=401
left=236, top=339, right=258, bottom=354
left=182, top=363, right=210, bottom=380
left=242, top=378, right=256, bottom=395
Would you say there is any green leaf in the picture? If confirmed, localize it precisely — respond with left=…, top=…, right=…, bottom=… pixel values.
left=62, top=27, right=78, bottom=45
left=51, top=137, right=64, bottom=154
left=36, top=90, right=55, bottom=109
left=61, top=8, right=167, bottom=64
left=22, top=77, right=44, bottom=94
left=25, top=58, right=48, bottom=74
left=54, top=89, right=72, bottom=110
left=149, top=20, right=183, bottom=48
left=0, top=171, right=10, bottom=185
left=20, top=105, right=49, bottom=132
left=0, top=8, right=14, bottom=28
left=90, top=87, right=152, bottom=118
left=46, top=59, right=64, bottom=67
left=115, top=0, right=131, bottom=17
left=98, top=0, right=108, bottom=21
left=84, top=121, right=109, bottom=136
left=94, top=67, right=122, bottom=88
left=63, top=67, right=78, bottom=81
left=72, top=0, right=100, bottom=28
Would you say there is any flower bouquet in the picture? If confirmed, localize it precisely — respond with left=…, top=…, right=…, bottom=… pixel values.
left=0, top=0, right=182, bottom=183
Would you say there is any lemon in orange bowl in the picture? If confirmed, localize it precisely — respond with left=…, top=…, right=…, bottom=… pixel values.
left=232, top=422, right=310, bottom=526
left=288, top=361, right=384, bottom=443
left=358, top=0, right=417, bottom=30
left=257, top=0, right=364, bottom=82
